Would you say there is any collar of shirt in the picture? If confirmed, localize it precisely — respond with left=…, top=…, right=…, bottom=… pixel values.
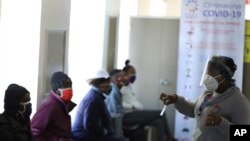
left=91, top=86, right=107, bottom=99
left=111, top=83, right=122, bottom=95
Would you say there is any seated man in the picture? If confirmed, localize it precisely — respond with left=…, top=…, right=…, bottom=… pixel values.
left=71, top=69, right=125, bottom=141
left=106, top=69, right=128, bottom=114
left=106, top=68, right=174, bottom=141
left=31, top=71, right=76, bottom=141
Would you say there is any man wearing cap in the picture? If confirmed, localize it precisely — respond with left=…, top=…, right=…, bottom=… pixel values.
left=31, top=71, right=76, bottom=141
left=0, top=83, right=32, bottom=141
left=72, top=69, right=125, bottom=141
left=160, top=55, right=250, bottom=141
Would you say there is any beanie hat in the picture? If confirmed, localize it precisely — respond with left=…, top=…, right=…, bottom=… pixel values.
left=4, top=83, right=29, bottom=112
left=51, top=71, right=72, bottom=91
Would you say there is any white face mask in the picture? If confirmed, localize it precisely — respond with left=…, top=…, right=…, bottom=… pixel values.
left=203, top=74, right=222, bottom=91
left=19, top=101, right=31, bottom=113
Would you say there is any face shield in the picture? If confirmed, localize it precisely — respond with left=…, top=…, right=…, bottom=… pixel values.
left=200, top=55, right=235, bottom=86
left=199, top=56, right=212, bottom=86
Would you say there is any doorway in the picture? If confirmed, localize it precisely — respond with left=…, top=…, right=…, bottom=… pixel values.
left=128, top=17, right=179, bottom=135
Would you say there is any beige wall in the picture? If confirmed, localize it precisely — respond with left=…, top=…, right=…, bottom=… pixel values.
left=129, top=18, right=179, bottom=134
left=106, top=0, right=120, bottom=16
left=137, top=0, right=180, bottom=17
left=165, top=0, right=181, bottom=17
left=137, top=0, right=150, bottom=16
left=246, top=5, right=250, bottom=20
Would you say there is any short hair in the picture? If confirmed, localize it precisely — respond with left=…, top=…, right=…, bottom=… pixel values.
left=109, top=69, right=122, bottom=77
left=51, top=71, right=72, bottom=91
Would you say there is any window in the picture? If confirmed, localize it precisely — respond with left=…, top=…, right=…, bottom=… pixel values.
left=0, top=0, right=41, bottom=113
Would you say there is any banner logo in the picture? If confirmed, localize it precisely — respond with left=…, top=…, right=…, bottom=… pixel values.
left=186, top=0, right=199, bottom=13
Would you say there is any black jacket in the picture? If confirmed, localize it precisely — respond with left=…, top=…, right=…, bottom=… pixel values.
left=0, top=112, right=32, bottom=141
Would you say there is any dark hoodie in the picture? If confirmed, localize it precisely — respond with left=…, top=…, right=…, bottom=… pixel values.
left=0, top=84, right=32, bottom=141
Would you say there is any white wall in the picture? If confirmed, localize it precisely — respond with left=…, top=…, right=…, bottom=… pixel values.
left=68, top=0, right=106, bottom=121
left=37, top=0, right=71, bottom=107
left=0, top=0, right=1, bottom=19
left=0, top=0, right=41, bottom=113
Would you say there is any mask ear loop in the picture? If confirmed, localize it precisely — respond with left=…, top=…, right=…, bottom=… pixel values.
left=217, top=76, right=225, bottom=85
left=213, top=74, right=225, bottom=83
left=19, top=101, right=31, bottom=113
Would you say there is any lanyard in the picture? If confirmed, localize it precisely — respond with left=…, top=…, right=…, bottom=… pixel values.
left=198, top=91, right=213, bottom=116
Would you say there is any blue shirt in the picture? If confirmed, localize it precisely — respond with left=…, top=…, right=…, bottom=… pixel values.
left=105, top=83, right=124, bottom=114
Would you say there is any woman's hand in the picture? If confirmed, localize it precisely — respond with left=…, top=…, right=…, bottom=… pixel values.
left=205, top=111, right=222, bottom=126
left=160, top=93, right=178, bottom=105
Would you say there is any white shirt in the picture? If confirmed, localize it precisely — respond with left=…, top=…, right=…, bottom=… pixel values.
left=121, top=84, right=144, bottom=110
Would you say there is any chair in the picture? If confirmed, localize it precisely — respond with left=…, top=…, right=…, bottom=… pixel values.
left=111, top=113, right=156, bottom=141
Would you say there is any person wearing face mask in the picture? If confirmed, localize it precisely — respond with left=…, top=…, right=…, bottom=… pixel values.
left=121, top=60, right=174, bottom=141
left=121, top=60, right=143, bottom=110
left=105, top=69, right=147, bottom=141
left=72, top=69, right=125, bottom=141
left=105, top=69, right=131, bottom=138
left=160, top=55, right=250, bottom=141
left=0, top=83, right=33, bottom=141
left=31, top=71, right=76, bottom=141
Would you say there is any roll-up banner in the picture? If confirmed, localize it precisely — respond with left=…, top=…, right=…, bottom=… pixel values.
left=175, top=0, right=245, bottom=140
